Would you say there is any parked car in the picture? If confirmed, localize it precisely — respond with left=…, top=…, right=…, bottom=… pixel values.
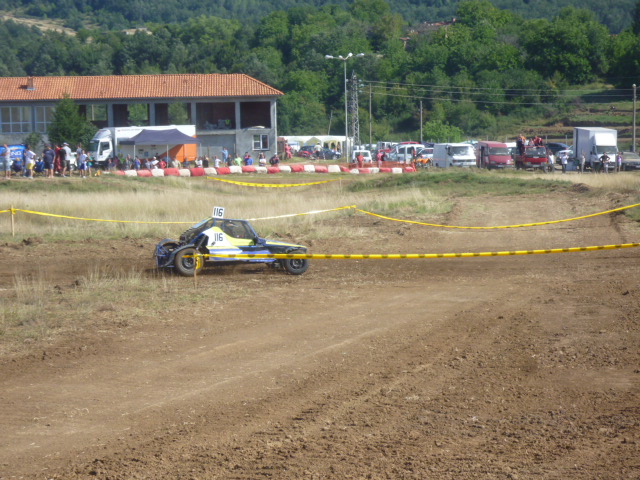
left=296, top=145, right=315, bottom=158
left=314, top=147, right=340, bottom=160
left=351, top=149, right=373, bottom=164
left=546, top=142, right=571, bottom=155
left=387, top=143, right=422, bottom=163
left=621, top=151, right=640, bottom=171
left=155, top=217, right=309, bottom=277
left=296, top=146, right=340, bottom=160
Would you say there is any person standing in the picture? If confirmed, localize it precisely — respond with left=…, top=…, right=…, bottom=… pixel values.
left=1, top=144, right=11, bottom=179
left=589, top=152, right=598, bottom=173
left=601, top=152, right=610, bottom=173
left=213, top=155, right=221, bottom=168
left=42, top=144, right=55, bottom=178
left=222, top=147, right=229, bottom=166
left=76, top=143, right=83, bottom=169
left=24, top=145, right=36, bottom=178
left=233, top=154, right=242, bottom=166
left=547, top=151, right=555, bottom=173
left=560, top=152, right=568, bottom=173
left=86, top=152, right=94, bottom=177
left=579, top=152, right=586, bottom=174
left=61, top=142, right=73, bottom=176
left=77, top=149, right=88, bottom=178
left=616, top=152, right=623, bottom=172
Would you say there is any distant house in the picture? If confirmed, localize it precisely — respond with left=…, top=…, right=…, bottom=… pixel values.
left=0, top=73, right=283, bottom=156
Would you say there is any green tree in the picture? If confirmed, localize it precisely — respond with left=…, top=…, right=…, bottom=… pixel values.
left=608, top=30, right=640, bottom=87
left=48, top=95, right=97, bottom=147
left=422, top=120, right=463, bottom=143
left=633, top=0, right=640, bottom=34
left=520, top=8, right=610, bottom=84
left=23, top=132, right=43, bottom=152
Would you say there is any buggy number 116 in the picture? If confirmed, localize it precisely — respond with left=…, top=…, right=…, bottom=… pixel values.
left=155, top=207, right=309, bottom=277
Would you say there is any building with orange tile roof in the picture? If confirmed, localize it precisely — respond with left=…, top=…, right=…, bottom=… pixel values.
left=0, top=73, right=284, bottom=157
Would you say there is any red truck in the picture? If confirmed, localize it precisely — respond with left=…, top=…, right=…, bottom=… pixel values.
left=476, top=141, right=514, bottom=169
left=514, top=145, right=549, bottom=171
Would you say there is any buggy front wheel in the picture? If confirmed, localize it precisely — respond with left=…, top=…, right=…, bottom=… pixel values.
left=282, top=257, right=309, bottom=275
left=174, top=247, right=203, bottom=277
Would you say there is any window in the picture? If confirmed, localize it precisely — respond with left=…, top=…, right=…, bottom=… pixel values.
left=253, top=134, right=269, bottom=150
left=35, top=106, right=54, bottom=133
left=1, top=106, right=32, bottom=133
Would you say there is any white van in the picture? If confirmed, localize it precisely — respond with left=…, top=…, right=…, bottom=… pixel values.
left=432, top=143, right=476, bottom=168
left=352, top=149, right=373, bottom=163
left=387, top=143, right=422, bottom=163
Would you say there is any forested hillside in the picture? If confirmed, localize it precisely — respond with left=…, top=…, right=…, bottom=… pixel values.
left=0, top=0, right=636, bottom=32
left=1, top=0, right=640, bottom=142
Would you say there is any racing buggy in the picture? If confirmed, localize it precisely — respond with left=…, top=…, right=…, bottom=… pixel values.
left=155, top=217, right=309, bottom=276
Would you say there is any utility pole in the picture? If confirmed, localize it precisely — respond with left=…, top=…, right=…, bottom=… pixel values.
left=633, top=84, right=637, bottom=153
left=369, top=83, right=372, bottom=149
left=420, top=100, right=423, bottom=144
left=349, top=71, right=360, bottom=149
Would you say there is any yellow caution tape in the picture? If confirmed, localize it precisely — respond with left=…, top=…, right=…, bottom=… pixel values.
left=1, top=206, right=355, bottom=224
left=8, top=208, right=194, bottom=224
left=207, top=176, right=341, bottom=187
left=248, top=205, right=355, bottom=221
left=199, top=242, right=640, bottom=259
left=357, top=202, right=640, bottom=229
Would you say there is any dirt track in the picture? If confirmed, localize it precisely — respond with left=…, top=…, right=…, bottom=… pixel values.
left=1, top=190, right=639, bottom=479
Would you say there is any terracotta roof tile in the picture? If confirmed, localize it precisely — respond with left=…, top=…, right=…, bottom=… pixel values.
left=0, top=74, right=284, bottom=102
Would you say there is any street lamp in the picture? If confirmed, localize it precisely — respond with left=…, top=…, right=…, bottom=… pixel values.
left=325, top=52, right=365, bottom=163
left=633, top=83, right=637, bottom=153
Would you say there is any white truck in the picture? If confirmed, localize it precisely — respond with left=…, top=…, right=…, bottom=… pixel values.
left=573, top=127, right=618, bottom=168
left=88, top=125, right=196, bottom=167
left=432, top=143, right=476, bottom=168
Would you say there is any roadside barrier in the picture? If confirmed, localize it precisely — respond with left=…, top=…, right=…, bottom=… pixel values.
left=200, top=242, right=640, bottom=260
left=357, top=202, right=640, bottom=229
left=207, top=177, right=342, bottom=187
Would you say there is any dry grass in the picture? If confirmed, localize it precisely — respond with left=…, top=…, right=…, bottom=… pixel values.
left=0, top=175, right=443, bottom=241
left=530, top=171, right=640, bottom=191
left=0, top=265, right=236, bottom=354
left=1, top=172, right=639, bottom=242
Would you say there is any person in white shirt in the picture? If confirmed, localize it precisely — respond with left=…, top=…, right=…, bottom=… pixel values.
left=560, top=152, right=568, bottom=173
left=23, top=145, right=36, bottom=178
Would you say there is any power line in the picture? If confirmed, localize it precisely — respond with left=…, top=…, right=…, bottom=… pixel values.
left=368, top=90, right=557, bottom=106
left=365, top=79, right=633, bottom=98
